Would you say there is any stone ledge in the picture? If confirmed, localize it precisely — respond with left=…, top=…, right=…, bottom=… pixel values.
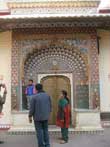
left=8, top=126, right=104, bottom=136
left=74, top=109, right=100, bottom=113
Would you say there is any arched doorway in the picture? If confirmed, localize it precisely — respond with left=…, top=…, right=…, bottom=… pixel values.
left=22, top=44, right=89, bottom=111
left=41, top=75, right=71, bottom=125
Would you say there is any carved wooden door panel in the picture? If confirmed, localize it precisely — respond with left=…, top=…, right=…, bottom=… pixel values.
left=41, top=75, right=71, bottom=125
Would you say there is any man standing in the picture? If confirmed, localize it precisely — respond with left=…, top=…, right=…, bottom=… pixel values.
left=29, top=83, right=52, bottom=147
left=25, top=79, right=36, bottom=109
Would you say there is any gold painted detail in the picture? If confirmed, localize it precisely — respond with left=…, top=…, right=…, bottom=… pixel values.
left=8, top=1, right=99, bottom=8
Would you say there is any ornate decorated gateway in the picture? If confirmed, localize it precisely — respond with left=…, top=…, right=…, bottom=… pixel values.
left=0, top=0, right=110, bottom=129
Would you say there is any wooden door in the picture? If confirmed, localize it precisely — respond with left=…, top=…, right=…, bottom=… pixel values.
left=41, top=75, right=71, bottom=125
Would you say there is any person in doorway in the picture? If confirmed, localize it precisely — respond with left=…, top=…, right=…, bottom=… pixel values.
left=29, top=83, right=52, bottom=147
left=56, top=90, right=70, bottom=144
left=25, top=79, right=36, bottom=109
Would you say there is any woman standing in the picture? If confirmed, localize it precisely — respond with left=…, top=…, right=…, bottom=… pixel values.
left=56, top=90, right=70, bottom=144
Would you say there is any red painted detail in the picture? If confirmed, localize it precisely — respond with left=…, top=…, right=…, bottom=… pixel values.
left=0, top=124, right=11, bottom=131
left=0, top=128, right=10, bottom=131
left=99, top=9, right=110, bottom=13
left=0, top=11, right=10, bottom=16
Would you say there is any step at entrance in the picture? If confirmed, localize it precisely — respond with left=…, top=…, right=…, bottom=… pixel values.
left=8, top=126, right=104, bottom=136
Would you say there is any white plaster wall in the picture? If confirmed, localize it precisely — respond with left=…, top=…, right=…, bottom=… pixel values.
left=75, top=110, right=102, bottom=129
left=98, top=30, right=110, bottom=112
left=98, top=0, right=110, bottom=9
left=0, top=31, right=12, bottom=124
left=0, top=0, right=8, bottom=10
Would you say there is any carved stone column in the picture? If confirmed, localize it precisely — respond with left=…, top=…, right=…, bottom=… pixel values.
left=89, top=29, right=100, bottom=109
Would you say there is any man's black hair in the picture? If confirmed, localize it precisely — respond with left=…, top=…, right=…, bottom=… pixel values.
left=36, top=83, right=43, bottom=91
left=29, top=79, right=33, bottom=83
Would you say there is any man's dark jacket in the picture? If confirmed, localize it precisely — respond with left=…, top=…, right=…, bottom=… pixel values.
left=29, top=91, right=52, bottom=121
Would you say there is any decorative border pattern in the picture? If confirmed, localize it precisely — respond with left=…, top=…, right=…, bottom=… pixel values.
left=10, top=7, right=97, bottom=15
left=11, top=27, right=100, bottom=110
left=8, top=1, right=99, bottom=9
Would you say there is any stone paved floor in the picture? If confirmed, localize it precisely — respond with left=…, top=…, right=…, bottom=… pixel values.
left=0, top=128, right=110, bottom=147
